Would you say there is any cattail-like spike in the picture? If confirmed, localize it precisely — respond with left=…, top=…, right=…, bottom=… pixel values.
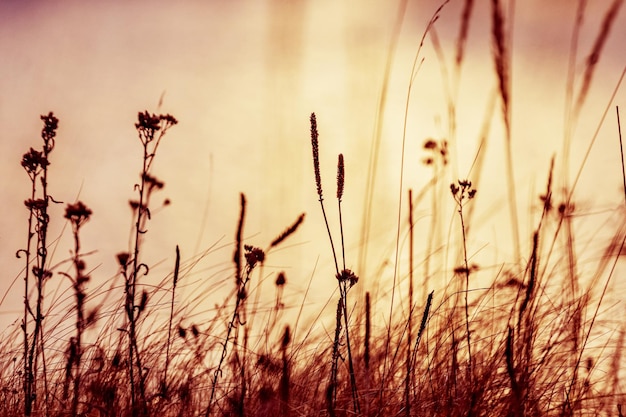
left=281, top=326, right=291, bottom=349
left=310, top=113, right=323, bottom=200
left=309, top=113, right=339, bottom=274
left=270, top=213, right=306, bottom=249
left=234, top=193, right=246, bottom=286
left=365, top=292, right=371, bottom=370
left=337, top=154, right=344, bottom=202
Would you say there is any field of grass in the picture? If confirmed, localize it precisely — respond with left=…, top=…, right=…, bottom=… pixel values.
left=2, top=1, right=626, bottom=416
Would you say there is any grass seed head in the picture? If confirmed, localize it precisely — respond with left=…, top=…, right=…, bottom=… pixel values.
left=337, top=154, right=344, bottom=202
left=310, top=112, right=323, bottom=200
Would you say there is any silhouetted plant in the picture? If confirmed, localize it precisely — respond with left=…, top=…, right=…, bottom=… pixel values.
left=4, top=3, right=626, bottom=414
left=205, top=194, right=305, bottom=416
left=309, top=113, right=360, bottom=415
left=122, top=110, right=177, bottom=416
left=450, top=179, right=477, bottom=390
left=60, top=200, right=93, bottom=416
left=18, top=112, right=58, bottom=416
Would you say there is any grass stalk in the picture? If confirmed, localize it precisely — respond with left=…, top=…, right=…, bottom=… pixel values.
left=61, top=201, right=93, bottom=416
left=19, top=113, right=58, bottom=416
left=125, top=111, right=177, bottom=416
left=279, top=326, right=291, bottom=417
left=207, top=193, right=247, bottom=416
left=450, top=180, right=476, bottom=386
left=162, top=244, right=181, bottom=397
left=310, top=115, right=360, bottom=415
left=404, top=189, right=414, bottom=417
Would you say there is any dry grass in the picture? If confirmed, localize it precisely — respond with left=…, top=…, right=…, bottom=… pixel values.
left=3, top=2, right=626, bottom=416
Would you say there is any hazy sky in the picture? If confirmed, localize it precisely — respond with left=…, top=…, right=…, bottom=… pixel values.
left=1, top=0, right=625, bottom=329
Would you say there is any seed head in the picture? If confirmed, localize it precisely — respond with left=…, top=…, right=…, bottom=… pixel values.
left=21, top=148, right=49, bottom=175
left=337, top=154, right=344, bottom=202
left=336, top=268, right=359, bottom=287
left=270, top=213, right=305, bottom=248
left=64, top=201, right=92, bottom=228
left=116, top=252, right=130, bottom=270
left=310, top=113, right=323, bottom=200
left=275, top=272, right=286, bottom=287
left=40, top=112, right=58, bottom=150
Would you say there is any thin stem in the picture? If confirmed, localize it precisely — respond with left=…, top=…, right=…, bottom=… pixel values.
left=207, top=194, right=247, bottom=416
left=617, top=106, right=626, bottom=206
left=340, top=284, right=360, bottom=415
left=458, top=203, right=473, bottom=381
left=163, top=245, right=180, bottom=395
left=405, top=189, right=414, bottom=417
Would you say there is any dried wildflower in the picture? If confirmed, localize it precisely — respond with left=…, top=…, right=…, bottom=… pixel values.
left=40, top=111, right=59, bottom=145
left=423, top=139, right=437, bottom=149
left=439, top=141, right=449, bottom=165
left=451, top=179, right=477, bottom=203
left=337, top=154, right=344, bottom=201
left=64, top=201, right=92, bottom=228
left=32, top=266, right=52, bottom=280
left=24, top=198, right=48, bottom=212
left=136, top=111, right=161, bottom=132
left=275, top=272, right=286, bottom=287
left=244, top=245, right=265, bottom=269
left=450, top=183, right=459, bottom=197
left=135, top=111, right=178, bottom=144
left=160, top=114, right=178, bottom=126
left=76, top=260, right=86, bottom=271
left=21, top=148, right=49, bottom=175
left=336, top=268, right=359, bottom=287
left=142, top=173, right=165, bottom=190
left=116, top=252, right=130, bottom=268
left=422, top=138, right=449, bottom=166
left=558, top=201, right=575, bottom=216
left=178, top=325, right=187, bottom=339
left=135, top=111, right=161, bottom=145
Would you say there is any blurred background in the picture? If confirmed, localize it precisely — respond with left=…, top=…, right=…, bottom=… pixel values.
left=1, top=0, right=625, bottom=332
